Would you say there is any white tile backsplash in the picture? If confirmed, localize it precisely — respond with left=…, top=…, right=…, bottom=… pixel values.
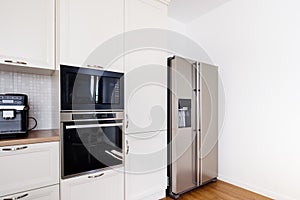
left=0, top=70, right=59, bottom=130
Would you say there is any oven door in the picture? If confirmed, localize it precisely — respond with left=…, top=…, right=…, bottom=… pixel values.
left=61, top=120, right=123, bottom=179
left=60, top=65, right=124, bottom=111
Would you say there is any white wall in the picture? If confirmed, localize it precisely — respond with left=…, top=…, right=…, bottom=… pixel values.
left=186, top=0, right=300, bottom=199
left=167, top=17, right=187, bottom=34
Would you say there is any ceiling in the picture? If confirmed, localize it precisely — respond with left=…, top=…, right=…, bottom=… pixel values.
left=168, top=0, right=231, bottom=23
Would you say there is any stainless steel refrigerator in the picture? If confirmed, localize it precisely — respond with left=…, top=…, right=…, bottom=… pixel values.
left=167, top=56, right=218, bottom=199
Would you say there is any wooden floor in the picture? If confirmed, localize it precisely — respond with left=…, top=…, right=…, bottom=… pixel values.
left=163, top=181, right=272, bottom=200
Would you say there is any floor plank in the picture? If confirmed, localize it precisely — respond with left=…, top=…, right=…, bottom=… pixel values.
left=163, top=181, right=272, bottom=200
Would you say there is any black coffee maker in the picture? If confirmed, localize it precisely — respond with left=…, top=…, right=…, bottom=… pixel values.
left=0, top=94, right=30, bottom=137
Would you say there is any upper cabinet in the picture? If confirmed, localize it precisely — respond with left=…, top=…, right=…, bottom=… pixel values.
left=124, top=0, right=168, bottom=134
left=60, top=0, right=124, bottom=73
left=0, top=0, right=56, bottom=72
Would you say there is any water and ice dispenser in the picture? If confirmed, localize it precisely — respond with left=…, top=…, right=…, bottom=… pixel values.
left=178, top=99, right=191, bottom=128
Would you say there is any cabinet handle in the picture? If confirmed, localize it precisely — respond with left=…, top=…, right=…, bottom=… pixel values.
left=126, top=114, right=129, bottom=128
left=3, top=193, right=28, bottom=200
left=87, top=64, right=103, bottom=69
left=4, top=60, right=27, bottom=65
left=2, top=146, right=28, bottom=152
left=88, top=173, right=104, bottom=179
left=126, top=140, right=129, bottom=155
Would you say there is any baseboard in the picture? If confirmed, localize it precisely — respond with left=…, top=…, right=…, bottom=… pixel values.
left=218, top=174, right=296, bottom=200
left=146, top=190, right=166, bottom=200
left=128, top=186, right=166, bottom=200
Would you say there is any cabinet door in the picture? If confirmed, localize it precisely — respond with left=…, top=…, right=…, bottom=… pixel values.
left=60, top=0, right=124, bottom=72
left=0, top=185, right=59, bottom=200
left=125, top=131, right=167, bottom=200
left=0, top=142, right=59, bottom=196
left=0, top=0, right=55, bottom=70
left=125, top=0, right=168, bottom=134
left=61, top=168, right=124, bottom=200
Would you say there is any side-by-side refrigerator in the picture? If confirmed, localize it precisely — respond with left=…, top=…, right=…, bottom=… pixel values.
left=167, top=56, right=218, bottom=199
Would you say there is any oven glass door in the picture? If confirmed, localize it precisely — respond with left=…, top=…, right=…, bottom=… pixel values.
left=62, top=120, right=123, bottom=178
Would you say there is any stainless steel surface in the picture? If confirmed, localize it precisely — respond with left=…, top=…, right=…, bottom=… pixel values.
left=2, top=146, right=28, bottom=152
left=88, top=173, right=104, bottom=179
left=196, top=62, right=201, bottom=186
left=168, top=56, right=218, bottom=196
left=170, top=56, right=197, bottom=194
left=60, top=111, right=124, bottom=122
left=199, top=63, right=218, bottom=184
left=65, top=123, right=123, bottom=130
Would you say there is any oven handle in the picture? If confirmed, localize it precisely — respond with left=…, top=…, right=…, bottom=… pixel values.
left=65, top=123, right=123, bottom=130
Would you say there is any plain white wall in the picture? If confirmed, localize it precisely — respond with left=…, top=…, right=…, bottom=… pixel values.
left=167, top=17, right=187, bottom=34
left=186, top=0, right=300, bottom=199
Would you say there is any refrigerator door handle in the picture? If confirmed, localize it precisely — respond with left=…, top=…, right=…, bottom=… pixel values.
left=196, top=62, right=201, bottom=186
left=191, top=62, right=199, bottom=186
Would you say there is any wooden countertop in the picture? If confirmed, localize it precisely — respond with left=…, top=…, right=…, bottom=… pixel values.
left=0, top=129, right=60, bottom=147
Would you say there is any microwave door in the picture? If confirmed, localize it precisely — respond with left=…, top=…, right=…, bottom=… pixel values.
left=60, top=65, right=124, bottom=111
left=72, top=74, right=96, bottom=104
left=98, top=77, right=121, bottom=104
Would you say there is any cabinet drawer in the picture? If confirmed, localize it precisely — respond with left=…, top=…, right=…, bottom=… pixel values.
left=61, top=168, right=124, bottom=200
left=0, top=142, right=59, bottom=196
left=0, top=185, right=59, bottom=200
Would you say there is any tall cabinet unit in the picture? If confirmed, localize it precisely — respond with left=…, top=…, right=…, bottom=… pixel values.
left=59, top=1, right=125, bottom=200
left=0, top=0, right=56, bottom=72
left=124, top=0, right=170, bottom=199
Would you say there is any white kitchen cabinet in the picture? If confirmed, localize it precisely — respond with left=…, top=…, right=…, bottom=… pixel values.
left=60, top=0, right=124, bottom=73
left=124, top=1, right=168, bottom=198
left=124, top=0, right=168, bottom=134
left=125, top=50, right=167, bottom=134
left=0, top=0, right=55, bottom=71
left=61, top=168, right=124, bottom=200
left=125, top=130, right=167, bottom=200
left=0, top=185, right=59, bottom=200
left=0, top=142, right=59, bottom=197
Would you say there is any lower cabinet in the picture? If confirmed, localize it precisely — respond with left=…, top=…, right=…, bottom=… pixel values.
left=125, top=131, right=167, bottom=200
left=0, top=142, right=59, bottom=197
left=61, top=168, right=124, bottom=200
left=0, top=185, right=59, bottom=200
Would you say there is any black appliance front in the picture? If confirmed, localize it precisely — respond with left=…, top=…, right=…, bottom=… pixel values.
left=0, top=94, right=29, bottom=136
left=62, top=120, right=123, bottom=179
left=60, top=65, right=124, bottom=111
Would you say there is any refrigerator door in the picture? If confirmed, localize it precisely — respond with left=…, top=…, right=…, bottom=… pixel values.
left=199, top=62, right=218, bottom=184
left=169, top=56, right=198, bottom=194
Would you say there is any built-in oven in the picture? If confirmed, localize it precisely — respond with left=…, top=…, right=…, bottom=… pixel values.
left=60, top=65, right=124, bottom=111
left=61, top=111, right=124, bottom=179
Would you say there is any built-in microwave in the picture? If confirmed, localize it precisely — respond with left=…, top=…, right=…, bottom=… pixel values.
left=60, top=65, right=124, bottom=111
